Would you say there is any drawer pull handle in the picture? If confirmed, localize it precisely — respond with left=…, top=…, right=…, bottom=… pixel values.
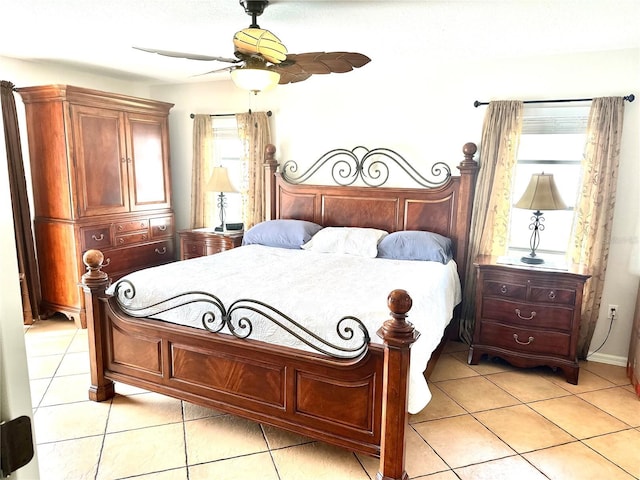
left=548, top=290, right=556, bottom=300
left=157, top=225, right=167, bottom=231
left=91, top=233, right=104, bottom=241
left=515, top=309, right=536, bottom=320
left=500, top=285, right=508, bottom=294
left=155, top=247, right=167, bottom=255
left=513, top=334, right=534, bottom=345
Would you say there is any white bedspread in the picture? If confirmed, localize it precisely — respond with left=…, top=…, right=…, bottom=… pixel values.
left=106, top=244, right=461, bottom=413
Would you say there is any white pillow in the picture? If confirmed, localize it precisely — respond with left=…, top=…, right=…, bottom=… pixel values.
left=301, top=227, right=388, bottom=258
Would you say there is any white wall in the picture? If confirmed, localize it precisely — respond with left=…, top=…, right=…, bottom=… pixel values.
left=152, top=47, right=640, bottom=363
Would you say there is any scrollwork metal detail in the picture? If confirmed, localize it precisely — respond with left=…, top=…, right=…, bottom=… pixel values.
left=281, top=146, right=451, bottom=188
left=111, top=279, right=371, bottom=359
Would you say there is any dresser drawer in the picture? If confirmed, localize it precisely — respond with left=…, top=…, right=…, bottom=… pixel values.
left=115, top=219, right=149, bottom=234
left=205, top=235, right=238, bottom=254
left=81, top=225, right=112, bottom=250
left=150, top=216, right=174, bottom=238
left=482, top=298, right=574, bottom=331
left=479, top=321, right=571, bottom=357
left=483, top=280, right=527, bottom=300
left=182, top=240, right=206, bottom=258
left=529, top=286, right=576, bottom=306
left=114, top=231, right=150, bottom=246
left=102, top=240, right=175, bottom=277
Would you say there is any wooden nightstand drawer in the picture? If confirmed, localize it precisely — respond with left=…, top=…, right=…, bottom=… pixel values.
left=529, top=286, right=575, bottom=306
left=183, top=240, right=206, bottom=258
left=481, top=298, right=573, bottom=331
left=483, top=280, right=527, bottom=300
left=479, top=322, right=571, bottom=357
left=178, top=229, right=243, bottom=260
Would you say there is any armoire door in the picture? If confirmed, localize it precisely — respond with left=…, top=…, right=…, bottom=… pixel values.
left=72, top=104, right=130, bottom=217
left=125, top=113, right=172, bottom=211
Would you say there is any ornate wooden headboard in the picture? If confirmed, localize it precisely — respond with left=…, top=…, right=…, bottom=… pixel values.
left=264, top=143, right=479, bottom=286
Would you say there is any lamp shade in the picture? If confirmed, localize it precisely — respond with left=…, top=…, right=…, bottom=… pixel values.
left=515, top=173, right=567, bottom=211
left=231, top=67, right=280, bottom=94
left=207, top=166, right=237, bottom=193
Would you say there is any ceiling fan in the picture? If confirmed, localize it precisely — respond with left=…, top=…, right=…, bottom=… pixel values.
left=134, top=0, right=371, bottom=92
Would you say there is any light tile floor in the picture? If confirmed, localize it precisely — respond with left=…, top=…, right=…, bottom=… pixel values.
left=24, top=317, right=640, bottom=480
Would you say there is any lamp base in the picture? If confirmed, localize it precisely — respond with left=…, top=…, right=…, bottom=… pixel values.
left=521, top=255, right=544, bottom=265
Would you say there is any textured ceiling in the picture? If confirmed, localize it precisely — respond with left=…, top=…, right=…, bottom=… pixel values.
left=2, top=0, right=639, bottom=85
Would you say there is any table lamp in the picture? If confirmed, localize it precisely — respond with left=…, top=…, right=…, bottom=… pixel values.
left=514, top=172, right=567, bottom=265
left=207, top=166, right=237, bottom=232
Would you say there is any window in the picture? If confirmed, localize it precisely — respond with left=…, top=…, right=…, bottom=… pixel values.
left=211, top=116, right=244, bottom=224
left=507, top=106, right=589, bottom=260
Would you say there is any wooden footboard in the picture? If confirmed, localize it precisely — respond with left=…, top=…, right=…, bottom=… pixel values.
left=81, top=250, right=417, bottom=480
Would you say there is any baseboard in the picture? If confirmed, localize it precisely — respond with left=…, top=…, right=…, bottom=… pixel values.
left=585, top=351, right=628, bottom=367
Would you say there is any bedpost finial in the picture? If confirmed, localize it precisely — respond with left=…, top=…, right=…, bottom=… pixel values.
left=82, top=249, right=109, bottom=286
left=388, top=289, right=412, bottom=317
left=460, top=142, right=478, bottom=168
left=265, top=144, right=276, bottom=159
left=463, top=142, right=477, bottom=157
left=377, top=289, right=419, bottom=346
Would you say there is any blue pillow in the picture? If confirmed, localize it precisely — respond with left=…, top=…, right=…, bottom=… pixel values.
left=377, top=230, right=453, bottom=263
left=242, top=219, right=323, bottom=249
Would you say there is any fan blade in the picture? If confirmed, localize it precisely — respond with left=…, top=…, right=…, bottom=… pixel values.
left=271, top=52, right=371, bottom=84
left=191, top=65, right=238, bottom=77
left=133, top=46, right=240, bottom=64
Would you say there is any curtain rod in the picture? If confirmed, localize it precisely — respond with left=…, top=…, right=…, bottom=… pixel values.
left=190, top=110, right=272, bottom=118
left=473, top=94, right=635, bottom=108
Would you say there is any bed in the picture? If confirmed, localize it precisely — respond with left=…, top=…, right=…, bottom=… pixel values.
left=80, top=142, right=479, bottom=480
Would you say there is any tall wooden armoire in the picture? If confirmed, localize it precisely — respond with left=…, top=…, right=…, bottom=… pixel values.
left=18, top=85, right=176, bottom=328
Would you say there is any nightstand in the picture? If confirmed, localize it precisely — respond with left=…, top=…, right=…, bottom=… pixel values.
left=178, top=228, right=243, bottom=260
left=468, top=255, right=590, bottom=384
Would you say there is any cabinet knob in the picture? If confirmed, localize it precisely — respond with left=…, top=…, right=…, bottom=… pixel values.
left=154, top=247, right=167, bottom=255
left=500, top=285, right=508, bottom=294
left=158, top=225, right=167, bottom=231
left=91, top=233, right=104, bottom=241
left=548, top=290, right=556, bottom=300
left=515, top=309, right=536, bottom=320
left=513, top=334, right=534, bottom=345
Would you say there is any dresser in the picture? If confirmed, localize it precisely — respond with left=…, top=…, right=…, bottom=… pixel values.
left=18, top=85, right=175, bottom=328
left=179, top=229, right=243, bottom=260
left=468, top=255, right=590, bottom=384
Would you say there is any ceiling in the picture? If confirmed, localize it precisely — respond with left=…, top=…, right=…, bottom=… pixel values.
left=2, top=0, right=639, bottom=85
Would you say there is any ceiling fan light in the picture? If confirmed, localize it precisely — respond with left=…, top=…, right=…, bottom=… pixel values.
left=231, top=67, right=280, bottom=94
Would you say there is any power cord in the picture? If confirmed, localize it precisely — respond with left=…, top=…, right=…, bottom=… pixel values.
left=586, top=309, right=615, bottom=358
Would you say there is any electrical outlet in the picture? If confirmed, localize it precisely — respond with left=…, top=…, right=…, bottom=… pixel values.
left=608, top=304, right=618, bottom=319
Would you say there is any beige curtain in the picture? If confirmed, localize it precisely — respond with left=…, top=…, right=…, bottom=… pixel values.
left=235, top=111, right=272, bottom=229
left=569, top=97, right=625, bottom=359
left=459, top=100, right=524, bottom=343
left=190, top=114, right=215, bottom=228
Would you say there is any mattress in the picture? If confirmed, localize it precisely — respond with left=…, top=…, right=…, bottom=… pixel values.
left=106, top=244, right=461, bottom=413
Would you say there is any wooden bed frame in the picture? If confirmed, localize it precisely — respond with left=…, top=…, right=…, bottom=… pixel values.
left=80, top=142, right=478, bottom=480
